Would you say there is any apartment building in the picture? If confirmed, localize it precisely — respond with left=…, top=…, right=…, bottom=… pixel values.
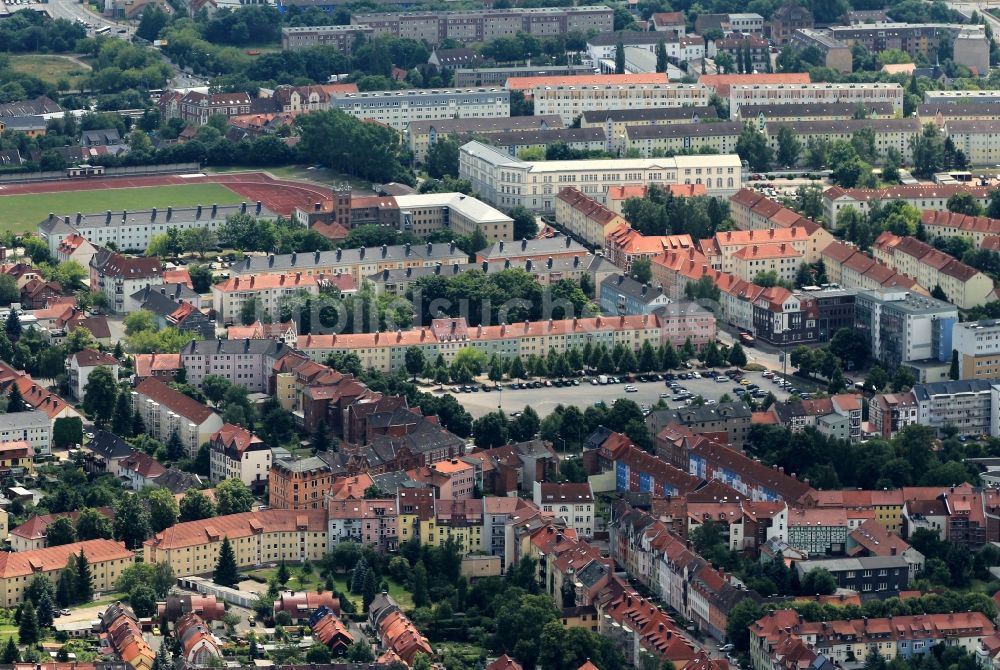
left=701, top=226, right=833, bottom=271
left=921, top=210, right=1000, bottom=246
left=829, top=23, right=981, bottom=62
left=209, top=424, right=270, bottom=490
left=488, top=127, right=607, bottom=160
left=605, top=183, right=706, bottom=217
left=88, top=250, right=163, bottom=315
left=623, top=121, right=743, bottom=157
left=179, top=339, right=292, bottom=392
left=918, top=102, right=1000, bottom=127
left=54, top=233, right=97, bottom=270
left=407, top=115, right=563, bottom=163
left=144, top=509, right=328, bottom=576
left=770, top=5, right=814, bottom=44
left=452, top=64, right=594, bottom=88
left=533, top=482, right=594, bottom=537
left=600, top=275, right=673, bottom=315
left=952, top=320, right=1000, bottom=382
left=66, top=348, right=120, bottom=400
left=157, top=91, right=252, bottom=125
left=580, top=106, right=718, bottom=153
left=297, top=314, right=674, bottom=372
left=280, top=24, right=373, bottom=53
left=232, top=243, right=469, bottom=283
left=132, top=378, right=224, bottom=458
left=823, top=184, right=992, bottom=223
left=728, top=83, right=904, bottom=118
left=868, top=391, right=919, bottom=439
left=728, top=189, right=825, bottom=231
left=332, top=87, right=508, bottom=132
left=854, top=289, right=958, bottom=371
left=872, top=232, right=994, bottom=308
left=460, top=140, right=744, bottom=213
left=698, top=73, right=811, bottom=98
left=0, top=539, right=133, bottom=607
left=604, top=227, right=697, bottom=273
left=476, top=234, right=590, bottom=265
left=350, top=6, right=613, bottom=44
left=328, top=497, right=399, bottom=552
left=821, top=240, right=924, bottom=294
left=528, top=79, right=709, bottom=126
left=729, top=243, right=803, bottom=284
left=913, top=379, right=993, bottom=437
left=270, top=457, right=336, bottom=510
left=711, top=36, right=770, bottom=72
left=790, top=29, right=854, bottom=73
left=765, top=118, right=919, bottom=164
left=0, top=411, right=50, bottom=454
left=212, top=273, right=320, bottom=326
left=587, top=31, right=706, bottom=65
left=554, top=187, right=628, bottom=248
left=944, top=120, right=1000, bottom=166
left=741, top=102, right=898, bottom=127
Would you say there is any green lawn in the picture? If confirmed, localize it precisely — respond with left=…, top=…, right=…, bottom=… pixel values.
left=9, top=54, right=90, bottom=89
left=204, top=165, right=374, bottom=191
left=0, top=183, right=243, bottom=234
left=244, top=568, right=415, bottom=611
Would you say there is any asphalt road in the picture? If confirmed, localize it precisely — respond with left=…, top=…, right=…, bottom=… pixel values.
left=42, top=0, right=124, bottom=31
left=442, top=368, right=814, bottom=419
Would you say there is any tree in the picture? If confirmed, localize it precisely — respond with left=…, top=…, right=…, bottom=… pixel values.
left=75, top=549, right=93, bottom=603
left=111, top=391, right=134, bottom=438
left=124, top=310, right=157, bottom=335
left=214, top=537, right=239, bottom=587
left=346, top=641, right=375, bottom=663
left=0, top=275, right=18, bottom=306
left=46, top=516, right=76, bottom=546
left=18, top=599, right=38, bottom=645
left=948, top=192, right=983, bottom=216
left=137, top=4, right=167, bottom=40
left=776, top=125, right=801, bottom=167
left=891, top=365, right=916, bottom=391
left=276, top=560, right=290, bottom=586
left=216, top=478, right=254, bottom=515
left=495, top=593, right=560, bottom=669
left=404, top=346, right=425, bottom=381
left=1, top=637, right=18, bottom=663
left=180, top=489, right=215, bottom=522
left=76, top=507, right=113, bottom=540
left=865, top=365, right=889, bottom=392
left=113, top=494, right=152, bottom=550
left=82, top=367, right=117, bottom=427
left=910, top=123, right=946, bottom=178
left=800, top=567, right=837, bottom=595
left=166, top=430, right=185, bottom=462
left=631, top=258, right=652, bottom=284
left=656, top=39, right=668, bottom=73
left=146, top=488, right=179, bottom=533
left=129, top=584, right=157, bottom=618
left=425, top=137, right=460, bottom=179
left=614, top=37, right=625, bottom=74
left=736, top=123, right=773, bottom=172
left=509, top=206, right=538, bottom=240
left=726, top=599, right=765, bottom=653
left=5, top=310, right=21, bottom=340
left=412, top=561, right=429, bottom=608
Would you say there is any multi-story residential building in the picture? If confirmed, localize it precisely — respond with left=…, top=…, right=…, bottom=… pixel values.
left=89, top=250, right=162, bottom=314
left=132, top=378, right=224, bottom=458
left=209, top=424, right=270, bottom=490
left=327, top=497, right=399, bottom=551
left=270, top=457, right=336, bottom=510
left=918, top=102, right=1000, bottom=126
left=475, top=235, right=590, bottom=265
left=453, top=64, right=594, bottom=88
left=129, top=285, right=214, bottom=340
left=696, top=12, right=764, bottom=34
left=728, top=83, right=904, bottom=118
left=701, top=226, right=834, bottom=271
left=953, top=320, right=1000, bottom=382
left=487, top=127, right=608, bottom=160
left=269, top=83, right=360, bottom=113
left=394, top=192, right=513, bottom=242
left=820, top=241, right=922, bottom=293
left=823, top=184, right=992, bottom=224
left=144, top=509, right=328, bottom=576
left=604, top=227, right=697, bottom=273
left=753, top=287, right=858, bottom=348
left=872, top=232, right=994, bottom=309
left=0, top=539, right=133, bottom=607
left=944, top=119, right=1000, bottom=166
left=351, top=6, right=613, bottom=44
left=650, top=247, right=713, bottom=302
left=650, top=10, right=685, bottom=35
left=524, top=78, right=709, bottom=126
left=297, top=314, right=674, bottom=372
left=118, top=451, right=167, bottom=491
left=750, top=610, right=993, bottom=670
left=180, top=339, right=293, bottom=392
left=770, top=5, right=814, bottom=44
left=0, top=441, right=34, bottom=478
left=847, top=519, right=925, bottom=581
left=533, top=482, right=594, bottom=537
left=606, top=184, right=706, bottom=216
left=920, top=210, right=1000, bottom=247
left=554, top=187, right=628, bottom=248
left=729, top=243, right=802, bottom=284
left=868, top=391, right=919, bottom=439
left=766, top=118, right=919, bottom=164
left=795, top=556, right=909, bottom=599
left=54, top=232, right=97, bottom=271
left=684, top=435, right=813, bottom=501
left=157, top=91, right=253, bottom=125
left=648, top=403, right=754, bottom=450
left=586, top=31, right=706, bottom=66
left=280, top=24, right=373, bottom=52
left=66, top=348, right=120, bottom=400
left=232, top=243, right=469, bottom=283
left=580, top=106, right=717, bottom=153
left=913, top=379, right=993, bottom=437
left=326, top=87, right=510, bottom=132
left=407, top=115, right=564, bottom=162
left=711, top=36, right=770, bottom=71
left=699, top=73, right=811, bottom=98
left=0, top=411, right=50, bottom=455
left=786, top=507, right=850, bottom=555
left=727, top=189, right=822, bottom=232
left=622, top=121, right=743, bottom=157
left=741, top=102, right=898, bottom=127
left=460, top=140, right=744, bottom=213
left=790, top=30, right=853, bottom=73
left=854, top=288, right=958, bottom=371
left=600, top=274, right=673, bottom=315
left=211, top=273, right=320, bottom=326
left=829, top=23, right=984, bottom=63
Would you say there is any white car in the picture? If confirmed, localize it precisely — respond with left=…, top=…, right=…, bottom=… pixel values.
left=624, top=384, right=638, bottom=392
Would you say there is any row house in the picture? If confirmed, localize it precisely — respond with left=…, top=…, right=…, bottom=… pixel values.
left=920, top=209, right=1000, bottom=247
left=873, top=231, right=994, bottom=308
left=821, top=241, right=923, bottom=293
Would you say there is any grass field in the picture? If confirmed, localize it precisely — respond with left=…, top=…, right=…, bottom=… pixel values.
left=205, top=165, right=374, bottom=191
left=0, top=183, right=243, bottom=234
left=9, top=54, right=91, bottom=89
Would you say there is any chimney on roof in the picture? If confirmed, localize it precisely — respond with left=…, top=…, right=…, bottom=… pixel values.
left=257, top=201, right=262, bottom=215
left=574, top=256, right=580, bottom=267
left=405, top=242, right=411, bottom=256
left=197, top=205, right=202, bottom=217
left=641, top=284, right=648, bottom=295
left=547, top=257, right=553, bottom=268
left=337, top=248, right=342, bottom=261
left=212, top=204, right=217, bottom=217
left=269, top=255, right=275, bottom=267
left=240, top=202, right=247, bottom=214
left=381, top=244, right=388, bottom=257
left=499, top=240, right=504, bottom=252
left=522, top=238, right=528, bottom=250
left=76, top=212, right=82, bottom=224
left=105, top=210, right=111, bottom=223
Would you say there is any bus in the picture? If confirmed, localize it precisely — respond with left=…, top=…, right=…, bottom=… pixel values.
left=94, top=26, right=111, bottom=35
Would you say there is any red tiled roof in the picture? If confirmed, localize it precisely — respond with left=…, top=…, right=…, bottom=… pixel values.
left=134, top=378, right=217, bottom=425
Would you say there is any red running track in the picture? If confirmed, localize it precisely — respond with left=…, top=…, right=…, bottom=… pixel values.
left=0, top=171, right=333, bottom=217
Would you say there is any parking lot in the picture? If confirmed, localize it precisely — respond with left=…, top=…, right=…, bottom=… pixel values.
left=442, top=368, right=827, bottom=419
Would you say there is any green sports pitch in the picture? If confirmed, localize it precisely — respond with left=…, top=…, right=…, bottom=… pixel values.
left=0, top=183, right=245, bottom=235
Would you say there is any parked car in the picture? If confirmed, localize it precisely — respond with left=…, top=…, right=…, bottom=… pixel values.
left=624, top=384, right=638, bottom=392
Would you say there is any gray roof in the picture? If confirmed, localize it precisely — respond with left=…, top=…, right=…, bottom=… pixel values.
left=370, top=470, right=420, bottom=495
left=601, top=274, right=669, bottom=304
left=235, top=243, right=469, bottom=275
left=738, top=102, right=897, bottom=119
left=3, top=116, right=46, bottom=130
left=764, top=118, right=921, bottom=134
left=407, top=115, right=563, bottom=135
left=797, top=555, right=909, bottom=574
left=627, top=121, right=742, bottom=140
left=581, top=106, right=718, bottom=124
left=856, top=288, right=957, bottom=315
left=0, top=96, right=61, bottom=117
left=370, top=253, right=613, bottom=283
left=492, top=127, right=606, bottom=146
left=86, top=429, right=134, bottom=460
left=41, top=202, right=273, bottom=233
left=647, top=402, right=752, bottom=433
left=81, top=128, right=122, bottom=146
left=587, top=30, right=681, bottom=46
left=131, top=284, right=202, bottom=313
left=153, top=468, right=202, bottom=494
left=275, top=456, right=333, bottom=473
left=181, top=339, right=290, bottom=357
left=911, top=379, right=993, bottom=400
left=478, top=234, right=588, bottom=259
left=793, top=28, right=848, bottom=50
left=917, top=102, right=1000, bottom=117
left=0, top=410, right=51, bottom=433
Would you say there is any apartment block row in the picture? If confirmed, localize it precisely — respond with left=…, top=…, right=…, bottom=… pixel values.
left=460, top=140, right=744, bottom=213
left=823, top=184, right=992, bottom=224
left=728, top=83, right=904, bottom=118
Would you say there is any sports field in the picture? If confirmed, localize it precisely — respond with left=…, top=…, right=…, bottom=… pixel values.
left=0, top=182, right=244, bottom=234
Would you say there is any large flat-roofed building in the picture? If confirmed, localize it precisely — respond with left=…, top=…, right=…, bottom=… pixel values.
left=530, top=80, right=709, bottom=125
left=829, top=23, right=982, bottom=62
left=623, top=121, right=743, bottom=157
left=452, top=64, right=594, bottom=88
left=952, top=320, right=1000, bottom=381
left=790, top=29, right=853, bottom=73
left=0, top=539, right=133, bottom=607
left=327, top=87, right=510, bottom=132
left=924, top=90, right=1000, bottom=104
left=586, top=30, right=706, bottom=64
left=144, top=509, right=328, bottom=576
left=39, top=202, right=272, bottom=256
left=460, top=140, right=744, bottom=213
left=0, top=411, right=50, bottom=455
left=280, top=24, right=373, bottom=52
left=764, top=118, right=921, bottom=165
left=729, top=83, right=904, bottom=118
left=407, top=115, right=563, bottom=163
left=350, top=5, right=613, bottom=44
left=913, top=379, right=993, bottom=437
left=854, top=288, right=958, bottom=371
left=394, top=192, right=513, bottom=241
